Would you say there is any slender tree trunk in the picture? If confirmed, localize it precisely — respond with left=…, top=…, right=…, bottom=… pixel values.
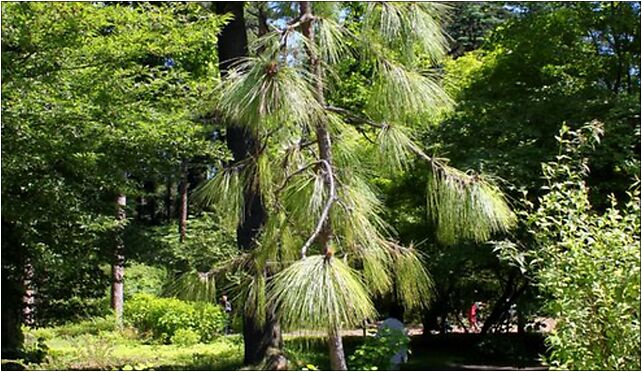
left=165, top=177, right=173, bottom=222
left=215, top=2, right=282, bottom=366
left=144, top=180, right=158, bottom=224
left=517, top=304, right=525, bottom=334
left=480, top=274, right=527, bottom=335
left=299, top=2, right=346, bottom=370
left=328, top=329, right=348, bottom=371
left=22, top=258, right=35, bottom=327
left=257, top=4, right=270, bottom=37
left=389, top=278, right=405, bottom=322
left=179, top=161, right=188, bottom=243
left=111, top=193, right=126, bottom=326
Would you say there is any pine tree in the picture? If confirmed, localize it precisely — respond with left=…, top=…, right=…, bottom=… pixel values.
left=198, top=2, right=516, bottom=369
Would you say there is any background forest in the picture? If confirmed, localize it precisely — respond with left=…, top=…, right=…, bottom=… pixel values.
left=1, top=1, right=640, bottom=371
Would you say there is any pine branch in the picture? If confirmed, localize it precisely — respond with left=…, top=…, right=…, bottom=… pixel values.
left=300, top=159, right=337, bottom=258
left=324, top=105, right=384, bottom=129
left=275, top=160, right=320, bottom=197
left=323, top=105, right=484, bottom=188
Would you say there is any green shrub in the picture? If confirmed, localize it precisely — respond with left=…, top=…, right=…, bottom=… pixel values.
left=348, top=328, right=410, bottom=370
left=54, top=315, right=117, bottom=337
left=529, top=124, right=641, bottom=370
left=124, top=293, right=226, bottom=343
left=21, top=328, right=49, bottom=364
left=171, top=328, right=201, bottom=346
left=125, top=262, right=168, bottom=299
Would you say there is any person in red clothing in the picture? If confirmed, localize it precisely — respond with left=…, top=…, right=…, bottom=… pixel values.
left=468, top=302, right=480, bottom=332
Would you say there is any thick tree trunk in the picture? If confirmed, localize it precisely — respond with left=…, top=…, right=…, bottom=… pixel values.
left=243, top=307, right=283, bottom=366
left=299, top=2, right=346, bottom=370
left=215, top=2, right=282, bottom=366
left=178, top=161, right=188, bottom=243
left=2, top=220, right=24, bottom=358
left=111, top=193, right=126, bottom=326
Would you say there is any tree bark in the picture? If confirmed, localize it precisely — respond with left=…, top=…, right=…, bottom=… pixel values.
left=178, top=161, right=188, bottom=243
left=165, top=177, right=173, bottom=222
left=480, top=273, right=527, bottom=334
left=243, top=306, right=283, bottom=366
left=328, top=329, right=348, bottom=371
left=144, top=180, right=158, bottom=224
left=2, top=220, right=24, bottom=358
left=299, top=2, right=346, bottom=370
left=111, top=193, right=126, bottom=326
left=22, top=258, right=35, bottom=327
left=215, top=2, right=282, bottom=366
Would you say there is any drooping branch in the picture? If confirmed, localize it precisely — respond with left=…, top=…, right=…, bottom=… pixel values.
left=275, top=160, right=321, bottom=198
left=324, top=105, right=480, bottom=186
left=300, top=159, right=337, bottom=259
left=324, top=105, right=384, bottom=129
left=324, top=105, right=444, bottom=166
left=280, top=139, right=318, bottom=177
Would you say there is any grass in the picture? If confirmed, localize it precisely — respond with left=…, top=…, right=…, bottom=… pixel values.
left=5, top=318, right=547, bottom=371
left=16, top=323, right=243, bottom=371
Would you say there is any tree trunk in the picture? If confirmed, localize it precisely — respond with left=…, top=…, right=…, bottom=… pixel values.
left=22, top=258, right=35, bottom=327
left=2, top=220, right=24, bottom=358
left=480, top=273, right=527, bottom=335
left=144, top=180, right=158, bottom=224
left=178, top=161, right=188, bottom=243
left=243, top=306, right=283, bottom=366
left=389, top=280, right=405, bottom=322
left=299, top=2, right=346, bottom=370
left=165, top=177, right=173, bottom=222
left=328, top=328, right=348, bottom=371
left=517, top=304, right=526, bottom=334
left=215, top=2, right=282, bottom=366
left=111, top=193, right=126, bottom=326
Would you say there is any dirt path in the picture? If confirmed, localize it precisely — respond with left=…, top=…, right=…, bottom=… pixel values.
left=283, top=318, right=556, bottom=338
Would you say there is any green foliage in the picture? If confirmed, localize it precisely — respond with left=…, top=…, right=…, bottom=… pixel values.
left=73, top=335, right=116, bottom=371
left=529, top=123, right=640, bottom=370
left=380, top=1, right=639, bottom=336
left=215, top=54, right=322, bottom=132
left=201, top=5, right=516, bottom=348
left=124, top=294, right=226, bottom=344
left=1, top=1, right=229, bottom=328
left=426, top=165, right=516, bottom=244
left=23, top=324, right=243, bottom=371
left=124, top=262, right=168, bottom=299
left=164, top=270, right=218, bottom=304
left=348, top=328, right=410, bottom=371
left=170, top=328, right=201, bottom=347
left=128, top=212, right=238, bottom=273
left=21, top=328, right=49, bottom=364
left=268, top=255, right=376, bottom=332
left=430, top=2, right=640, bottom=205
left=283, top=336, right=330, bottom=371
left=49, top=316, right=117, bottom=338
left=446, top=2, right=513, bottom=55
